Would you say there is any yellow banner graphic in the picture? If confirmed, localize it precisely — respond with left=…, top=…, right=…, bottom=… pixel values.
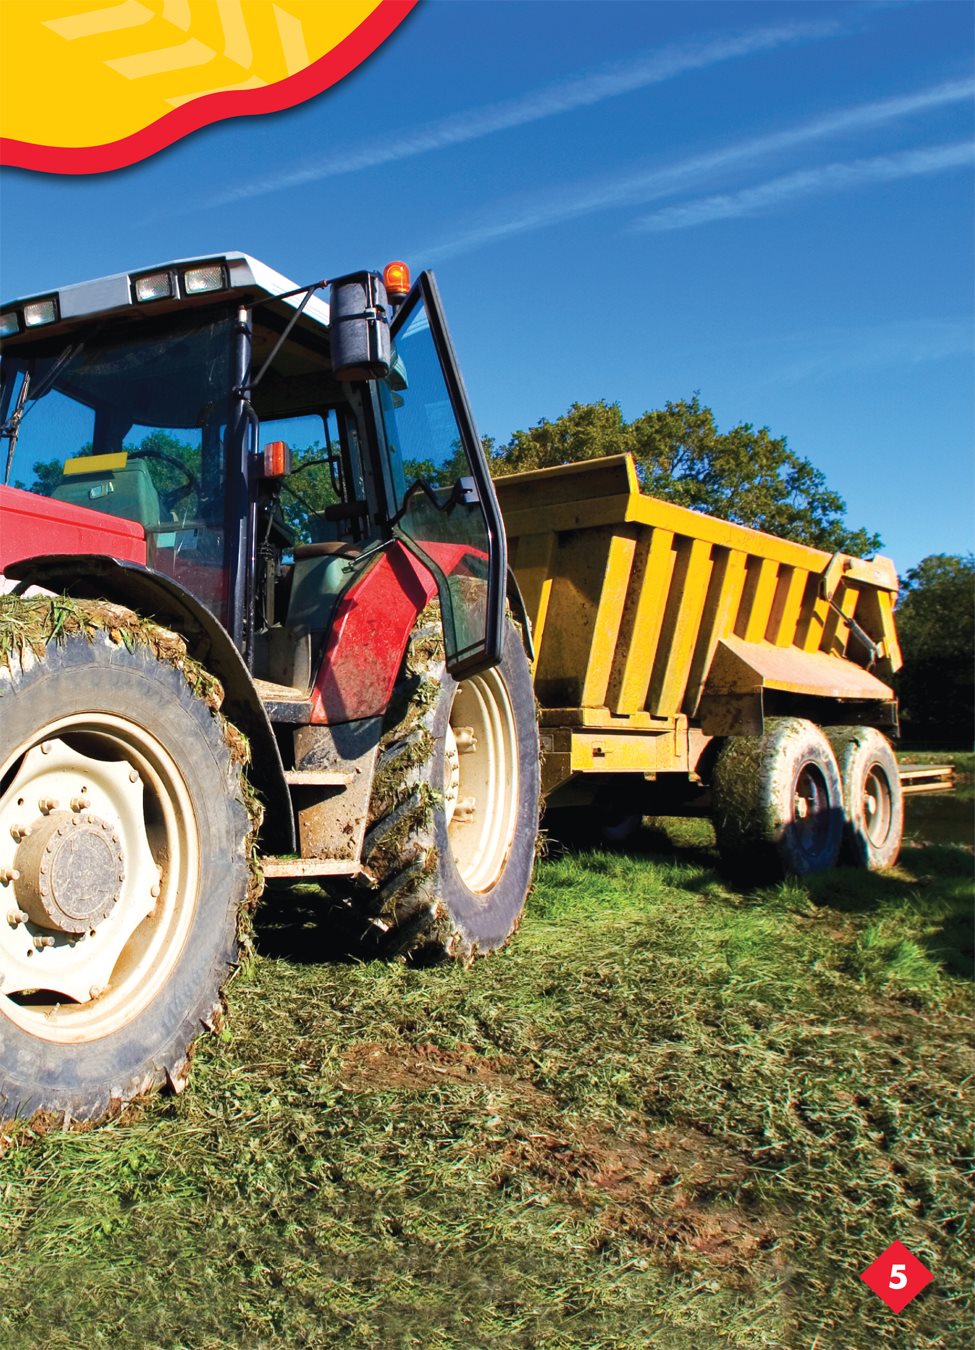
left=0, top=0, right=417, bottom=172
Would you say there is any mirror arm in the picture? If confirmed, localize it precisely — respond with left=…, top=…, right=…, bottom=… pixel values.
left=239, top=283, right=324, bottom=395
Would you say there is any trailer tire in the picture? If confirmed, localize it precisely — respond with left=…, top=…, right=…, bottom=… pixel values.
left=0, top=615, right=252, bottom=1121
left=713, top=716, right=843, bottom=879
left=359, top=614, right=540, bottom=962
left=824, top=726, right=903, bottom=870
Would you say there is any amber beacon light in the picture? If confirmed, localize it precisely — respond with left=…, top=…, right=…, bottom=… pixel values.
left=383, top=261, right=411, bottom=300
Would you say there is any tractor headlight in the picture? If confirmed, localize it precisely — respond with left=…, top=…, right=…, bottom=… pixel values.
left=0, top=311, right=20, bottom=337
left=23, top=297, right=59, bottom=327
left=183, top=264, right=226, bottom=295
left=133, top=271, right=175, bottom=302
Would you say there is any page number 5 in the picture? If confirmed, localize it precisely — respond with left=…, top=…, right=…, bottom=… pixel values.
left=889, top=1263, right=908, bottom=1290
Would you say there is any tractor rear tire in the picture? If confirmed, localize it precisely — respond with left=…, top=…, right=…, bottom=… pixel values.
left=713, top=716, right=844, bottom=880
left=824, top=725, right=903, bottom=869
left=0, top=618, right=252, bottom=1120
left=358, top=614, right=540, bottom=961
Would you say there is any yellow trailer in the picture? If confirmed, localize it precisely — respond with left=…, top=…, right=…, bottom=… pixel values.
left=498, top=454, right=904, bottom=875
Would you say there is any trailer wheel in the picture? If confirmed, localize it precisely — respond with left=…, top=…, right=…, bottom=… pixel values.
left=824, top=726, right=903, bottom=870
left=713, top=716, right=843, bottom=879
left=359, top=615, right=540, bottom=961
left=0, top=620, right=252, bottom=1120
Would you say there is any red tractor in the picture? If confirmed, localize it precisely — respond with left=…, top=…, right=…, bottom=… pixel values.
left=0, top=254, right=539, bottom=1119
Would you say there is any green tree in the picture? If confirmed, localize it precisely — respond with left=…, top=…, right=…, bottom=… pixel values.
left=894, top=554, right=974, bottom=746
left=22, top=457, right=64, bottom=497
left=489, top=396, right=882, bottom=555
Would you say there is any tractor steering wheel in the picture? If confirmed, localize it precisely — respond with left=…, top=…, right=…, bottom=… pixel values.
left=129, top=448, right=200, bottom=511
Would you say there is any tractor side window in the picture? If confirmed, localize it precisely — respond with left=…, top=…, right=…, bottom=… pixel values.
left=259, top=408, right=362, bottom=552
left=123, top=417, right=228, bottom=620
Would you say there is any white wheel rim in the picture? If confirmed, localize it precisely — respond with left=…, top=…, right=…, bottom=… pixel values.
left=0, top=714, right=200, bottom=1043
left=445, top=668, right=519, bottom=893
left=862, top=764, right=894, bottom=847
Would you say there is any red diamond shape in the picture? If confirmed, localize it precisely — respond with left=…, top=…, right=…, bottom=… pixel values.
left=860, top=1241, right=933, bottom=1312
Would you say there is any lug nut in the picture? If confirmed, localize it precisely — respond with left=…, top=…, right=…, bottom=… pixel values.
left=38, top=798, right=59, bottom=814
left=128, top=769, right=140, bottom=784
left=34, top=935, right=55, bottom=950
left=453, top=727, right=478, bottom=754
left=7, top=909, right=28, bottom=926
left=70, top=798, right=86, bottom=813
left=453, top=796, right=477, bottom=822
left=10, top=824, right=31, bottom=842
left=0, top=868, right=20, bottom=885
left=40, top=742, right=52, bottom=755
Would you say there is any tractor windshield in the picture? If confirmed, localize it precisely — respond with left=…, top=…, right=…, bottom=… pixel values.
left=0, top=313, right=236, bottom=624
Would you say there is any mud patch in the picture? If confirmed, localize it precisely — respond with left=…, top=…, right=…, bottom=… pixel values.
left=339, top=1040, right=545, bottom=1101
left=338, top=1040, right=782, bottom=1276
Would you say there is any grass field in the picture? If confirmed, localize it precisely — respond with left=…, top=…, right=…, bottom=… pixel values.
left=0, top=776, right=971, bottom=1349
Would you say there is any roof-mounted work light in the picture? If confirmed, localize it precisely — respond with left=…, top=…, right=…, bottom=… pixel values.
left=0, top=311, right=21, bottom=337
left=183, top=264, right=226, bottom=295
left=23, top=297, right=59, bottom=327
left=133, top=271, right=175, bottom=302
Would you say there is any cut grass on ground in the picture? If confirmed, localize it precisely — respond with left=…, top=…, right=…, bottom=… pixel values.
left=0, top=825, right=971, bottom=1349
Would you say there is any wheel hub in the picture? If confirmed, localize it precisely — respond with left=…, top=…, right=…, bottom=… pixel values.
left=14, top=810, right=124, bottom=933
left=0, top=735, right=162, bottom=1011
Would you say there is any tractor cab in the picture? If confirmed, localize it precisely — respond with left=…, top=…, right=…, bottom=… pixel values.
left=0, top=253, right=506, bottom=685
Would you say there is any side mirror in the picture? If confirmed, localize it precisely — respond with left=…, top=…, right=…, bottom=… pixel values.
left=330, top=271, right=391, bottom=381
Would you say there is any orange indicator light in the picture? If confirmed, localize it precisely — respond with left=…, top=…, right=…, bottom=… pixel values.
left=263, top=441, right=291, bottom=477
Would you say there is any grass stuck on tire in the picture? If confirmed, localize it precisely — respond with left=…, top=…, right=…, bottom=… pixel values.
left=356, top=607, right=540, bottom=963
left=0, top=594, right=262, bottom=1122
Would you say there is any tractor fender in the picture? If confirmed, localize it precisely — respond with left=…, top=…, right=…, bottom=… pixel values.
left=3, top=553, right=295, bottom=854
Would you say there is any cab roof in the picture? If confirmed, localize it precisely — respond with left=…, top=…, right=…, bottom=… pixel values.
left=0, top=251, right=330, bottom=344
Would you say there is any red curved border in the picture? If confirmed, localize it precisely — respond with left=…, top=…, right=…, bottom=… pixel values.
left=0, top=0, right=418, bottom=175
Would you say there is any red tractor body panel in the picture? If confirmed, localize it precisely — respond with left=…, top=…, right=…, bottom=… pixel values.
left=310, top=540, right=483, bottom=724
left=311, top=542, right=437, bottom=724
left=0, top=484, right=147, bottom=573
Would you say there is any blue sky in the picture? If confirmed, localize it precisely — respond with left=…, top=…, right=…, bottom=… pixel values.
left=1, top=0, right=972, bottom=573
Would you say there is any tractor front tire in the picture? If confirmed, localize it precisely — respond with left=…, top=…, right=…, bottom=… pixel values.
left=824, top=725, right=903, bottom=870
left=713, top=716, right=844, bottom=880
left=359, top=615, right=540, bottom=961
left=0, top=612, right=253, bottom=1120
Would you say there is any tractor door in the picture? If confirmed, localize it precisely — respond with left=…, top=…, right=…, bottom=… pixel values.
left=379, top=272, right=505, bottom=678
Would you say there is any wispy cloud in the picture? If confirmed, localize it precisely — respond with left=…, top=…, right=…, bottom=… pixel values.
left=205, top=18, right=844, bottom=206
left=767, top=317, right=975, bottom=385
left=422, top=78, right=974, bottom=261
left=634, top=141, right=975, bottom=232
